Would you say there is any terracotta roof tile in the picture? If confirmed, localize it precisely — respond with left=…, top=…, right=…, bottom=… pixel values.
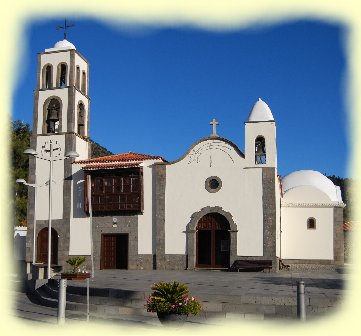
left=76, top=151, right=166, bottom=164
left=83, top=162, right=141, bottom=170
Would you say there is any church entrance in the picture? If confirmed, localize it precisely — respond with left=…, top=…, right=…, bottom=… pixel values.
left=37, top=227, right=58, bottom=264
left=100, top=234, right=128, bottom=269
left=196, top=213, right=230, bottom=268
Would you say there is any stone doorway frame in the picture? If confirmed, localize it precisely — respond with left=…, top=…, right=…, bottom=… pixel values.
left=186, top=206, right=238, bottom=270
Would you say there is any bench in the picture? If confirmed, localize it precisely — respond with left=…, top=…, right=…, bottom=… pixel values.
left=229, top=260, right=273, bottom=272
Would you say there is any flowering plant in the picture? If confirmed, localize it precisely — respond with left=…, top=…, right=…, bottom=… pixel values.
left=145, top=281, right=202, bottom=315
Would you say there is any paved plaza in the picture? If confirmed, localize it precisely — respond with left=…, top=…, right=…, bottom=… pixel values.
left=10, top=266, right=351, bottom=327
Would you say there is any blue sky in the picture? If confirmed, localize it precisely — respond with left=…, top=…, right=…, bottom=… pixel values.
left=13, top=18, right=349, bottom=177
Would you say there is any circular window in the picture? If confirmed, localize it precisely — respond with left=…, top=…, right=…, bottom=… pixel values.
left=205, top=176, right=222, bottom=193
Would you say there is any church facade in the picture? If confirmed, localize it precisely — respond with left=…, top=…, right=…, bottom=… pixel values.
left=25, top=39, right=345, bottom=273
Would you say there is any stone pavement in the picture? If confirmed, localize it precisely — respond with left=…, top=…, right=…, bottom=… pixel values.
left=73, top=268, right=346, bottom=299
left=11, top=266, right=350, bottom=326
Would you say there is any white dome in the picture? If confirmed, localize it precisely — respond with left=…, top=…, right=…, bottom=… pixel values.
left=247, top=98, right=274, bottom=122
left=53, top=39, right=76, bottom=50
left=282, top=170, right=342, bottom=202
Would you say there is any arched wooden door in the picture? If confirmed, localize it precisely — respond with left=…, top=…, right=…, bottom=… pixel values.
left=37, top=228, right=58, bottom=264
left=196, top=213, right=230, bottom=268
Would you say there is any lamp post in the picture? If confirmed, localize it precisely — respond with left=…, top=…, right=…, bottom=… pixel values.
left=24, top=140, right=79, bottom=279
left=16, top=178, right=39, bottom=265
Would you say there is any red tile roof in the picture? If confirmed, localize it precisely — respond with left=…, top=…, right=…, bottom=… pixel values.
left=75, top=152, right=166, bottom=164
left=83, top=162, right=141, bottom=170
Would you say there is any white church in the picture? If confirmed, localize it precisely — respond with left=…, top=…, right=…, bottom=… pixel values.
left=25, top=37, right=345, bottom=273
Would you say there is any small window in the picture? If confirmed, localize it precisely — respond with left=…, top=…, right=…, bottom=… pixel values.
left=77, top=102, right=85, bottom=136
left=255, top=136, right=266, bottom=164
left=76, top=66, right=80, bottom=89
left=43, top=64, right=53, bottom=89
left=81, top=71, right=86, bottom=94
left=205, top=176, right=222, bottom=193
left=307, top=217, right=316, bottom=230
left=59, top=63, right=67, bottom=87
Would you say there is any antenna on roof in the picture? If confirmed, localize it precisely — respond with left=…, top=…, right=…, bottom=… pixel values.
left=56, top=18, right=75, bottom=40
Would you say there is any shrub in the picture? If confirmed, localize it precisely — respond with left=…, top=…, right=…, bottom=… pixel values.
left=146, top=281, right=202, bottom=315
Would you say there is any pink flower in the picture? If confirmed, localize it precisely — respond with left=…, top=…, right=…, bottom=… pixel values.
left=191, top=297, right=194, bottom=301
left=179, top=303, right=182, bottom=306
left=171, top=305, right=175, bottom=309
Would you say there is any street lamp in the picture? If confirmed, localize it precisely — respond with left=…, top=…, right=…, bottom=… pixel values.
left=16, top=178, right=39, bottom=265
left=24, top=140, right=79, bottom=279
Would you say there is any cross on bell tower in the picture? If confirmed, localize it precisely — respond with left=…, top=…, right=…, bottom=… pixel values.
left=56, top=19, right=75, bottom=39
left=210, top=118, right=220, bottom=138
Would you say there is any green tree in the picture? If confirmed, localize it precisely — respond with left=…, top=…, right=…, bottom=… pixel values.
left=12, top=120, right=31, bottom=226
left=90, top=139, right=113, bottom=158
left=11, top=119, right=113, bottom=226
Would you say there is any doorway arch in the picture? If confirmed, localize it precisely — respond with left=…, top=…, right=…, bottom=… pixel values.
left=196, top=213, right=230, bottom=268
left=186, top=206, right=238, bottom=270
left=37, top=227, right=58, bottom=264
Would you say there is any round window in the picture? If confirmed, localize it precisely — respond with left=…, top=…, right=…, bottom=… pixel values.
left=205, top=176, right=222, bottom=193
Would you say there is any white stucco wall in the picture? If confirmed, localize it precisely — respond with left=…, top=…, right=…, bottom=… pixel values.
left=69, top=138, right=91, bottom=255
left=164, top=139, right=264, bottom=256
left=280, top=207, right=334, bottom=259
left=138, top=161, right=159, bottom=254
left=245, top=121, right=277, bottom=168
left=275, top=176, right=281, bottom=257
left=280, top=185, right=334, bottom=260
left=35, top=135, right=65, bottom=220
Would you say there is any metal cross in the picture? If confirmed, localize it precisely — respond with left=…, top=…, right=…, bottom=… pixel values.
left=56, top=19, right=75, bottom=40
left=210, top=118, right=220, bottom=137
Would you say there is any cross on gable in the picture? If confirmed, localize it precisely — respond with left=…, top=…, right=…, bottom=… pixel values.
left=210, top=118, right=220, bottom=137
left=56, top=19, right=75, bottom=40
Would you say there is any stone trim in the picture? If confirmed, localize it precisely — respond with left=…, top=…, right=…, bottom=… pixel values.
left=25, top=136, right=38, bottom=262
left=92, top=215, right=140, bottom=270
left=32, top=91, right=39, bottom=136
left=36, top=53, right=41, bottom=89
left=186, top=206, right=238, bottom=270
left=204, top=176, right=222, bottom=193
left=262, top=167, right=278, bottom=271
left=67, top=86, right=76, bottom=133
left=333, top=207, right=344, bottom=265
left=154, top=165, right=166, bottom=269
left=282, top=259, right=336, bottom=265
left=282, top=202, right=345, bottom=208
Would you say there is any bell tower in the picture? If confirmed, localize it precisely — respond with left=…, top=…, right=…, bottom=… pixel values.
left=245, top=98, right=277, bottom=168
left=26, top=35, right=90, bottom=266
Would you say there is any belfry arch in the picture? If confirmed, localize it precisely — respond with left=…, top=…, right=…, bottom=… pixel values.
left=186, top=206, right=238, bottom=270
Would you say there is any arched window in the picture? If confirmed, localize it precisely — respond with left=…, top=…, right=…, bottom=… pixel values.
left=81, top=71, right=86, bottom=94
left=42, top=64, right=53, bottom=89
left=255, top=136, right=266, bottom=164
left=46, top=98, right=61, bottom=133
left=77, top=102, right=85, bottom=136
left=307, top=217, right=316, bottom=230
left=57, top=63, right=67, bottom=88
left=76, top=66, right=80, bottom=89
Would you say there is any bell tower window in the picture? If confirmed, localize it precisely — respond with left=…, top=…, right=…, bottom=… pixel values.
left=76, top=66, right=80, bottom=89
left=57, top=63, right=67, bottom=88
left=81, top=71, right=86, bottom=94
left=42, top=64, right=53, bottom=89
left=46, top=98, right=61, bottom=133
left=255, top=136, right=266, bottom=164
left=77, top=102, right=86, bottom=136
